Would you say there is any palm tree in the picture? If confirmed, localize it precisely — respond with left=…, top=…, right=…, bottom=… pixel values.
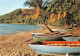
left=23, top=0, right=54, bottom=33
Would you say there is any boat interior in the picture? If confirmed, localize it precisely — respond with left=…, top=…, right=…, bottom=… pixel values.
left=37, top=33, right=60, bottom=36
left=33, top=33, right=72, bottom=37
left=31, top=41, right=80, bottom=47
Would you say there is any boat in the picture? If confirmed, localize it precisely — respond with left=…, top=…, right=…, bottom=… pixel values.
left=63, top=37, right=80, bottom=41
left=32, top=33, right=45, bottom=36
left=32, top=36, right=62, bottom=41
left=32, top=33, right=72, bottom=41
left=51, top=28, right=72, bottom=33
left=29, top=41, right=80, bottom=54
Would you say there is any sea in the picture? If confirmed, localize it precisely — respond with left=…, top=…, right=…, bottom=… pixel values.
left=0, top=24, right=43, bottom=35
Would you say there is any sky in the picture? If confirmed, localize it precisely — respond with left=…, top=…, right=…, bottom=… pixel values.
left=0, top=0, right=27, bottom=16
left=0, top=0, right=51, bottom=16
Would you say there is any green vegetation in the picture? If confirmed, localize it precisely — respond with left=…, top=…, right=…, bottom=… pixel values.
left=0, top=0, right=80, bottom=27
left=0, top=9, right=42, bottom=25
left=24, top=0, right=80, bottom=27
left=46, top=0, right=80, bottom=26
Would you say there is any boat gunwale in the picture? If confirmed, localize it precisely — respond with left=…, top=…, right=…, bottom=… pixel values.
left=29, top=44, right=80, bottom=47
left=63, top=37, right=80, bottom=38
left=30, top=41, right=80, bottom=47
left=33, top=34, right=72, bottom=38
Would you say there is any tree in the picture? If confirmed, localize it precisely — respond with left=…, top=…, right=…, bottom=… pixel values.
left=24, top=0, right=54, bottom=32
left=23, top=0, right=80, bottom=32
left=24, top=0, right=49, bottom=10
left=47, top=0, right=80, bottom=26
left=24, top=0, right=43, bottom=9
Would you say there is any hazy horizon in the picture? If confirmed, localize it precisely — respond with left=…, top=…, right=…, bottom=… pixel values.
left=0, top=0, right=27, bottom=16
left=0, top=0, right=52, bottom=16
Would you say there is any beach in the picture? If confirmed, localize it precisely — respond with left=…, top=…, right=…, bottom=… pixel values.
left=0, top=0, right=80, bottom=55
left=0, top=25, right=80, bottom=56
left=0, top=25, right=64, bottom=56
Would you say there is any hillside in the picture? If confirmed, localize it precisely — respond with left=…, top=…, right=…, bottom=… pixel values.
left=0, top=9, right=42, bottom=25
left=0, top=8, right=80, bottom=27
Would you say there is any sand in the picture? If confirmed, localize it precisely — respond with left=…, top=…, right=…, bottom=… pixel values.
left=0, top=26, right=58, bottom=56
left=0, top=25, right=79, bottom=56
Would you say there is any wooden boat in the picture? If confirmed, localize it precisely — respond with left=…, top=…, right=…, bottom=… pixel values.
left=63, top=37, right=80, bottom=41
left=29, top=41, right=80, bottom=54
left=32, top=33, right=72, bottom=41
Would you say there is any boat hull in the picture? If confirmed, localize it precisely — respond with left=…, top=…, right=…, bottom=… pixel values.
left=30, top=44, right=80, bottom=53
left=63, top=37, right=80, bottom=41
left=32, top=33, right=45, bottom=36
left=32, top=37, right=62, bottom=41
left=32, top=34, right=72, bottom=41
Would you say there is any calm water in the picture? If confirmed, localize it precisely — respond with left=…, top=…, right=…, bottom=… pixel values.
left=0, top=24, right=42, bottom=35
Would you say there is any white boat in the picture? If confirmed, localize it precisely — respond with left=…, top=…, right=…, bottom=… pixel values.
left=32, top=33, right=45, bottom=36
left=51, top=29, right=69, bottom=33
left=29, top=41, right=80, bottom=54
left=63, top=37, right=80, bottom=41
left=32, top=33, right=72, bottom=41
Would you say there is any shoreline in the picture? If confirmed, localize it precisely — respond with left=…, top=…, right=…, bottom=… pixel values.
left=0, top=25, right=79, bottom=56
left=0, top=25, right=55, bottom=56
left=0, top=24, right=43, bottom=36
